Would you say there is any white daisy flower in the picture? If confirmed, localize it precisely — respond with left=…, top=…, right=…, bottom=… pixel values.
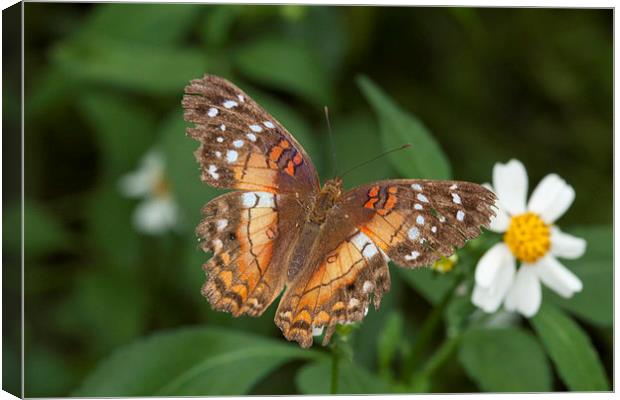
left=119, top=149, right=180, bottom=235
left=471, top=159, right=586, bottom=317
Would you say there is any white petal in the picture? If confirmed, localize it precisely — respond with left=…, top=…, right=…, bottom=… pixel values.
left=133, top=197, right=178, bottom=235
left=527, top=174, right=575, bottom=224
left=482, top=183, right=510, bottom=232
left=534, top=255, right=582, bottom=298
left=550, top=227, right=586, bottom=259
left=474, top=243, right=512, bottom=288
left=119, top=170, right=153, bottom=197
left=504, top=266, right=541, bottom=317
left=492, top=159, right=528, bottom=215
left=471, top=257, right=515, bottom=313
left=119, top=149, right=165, bottom=198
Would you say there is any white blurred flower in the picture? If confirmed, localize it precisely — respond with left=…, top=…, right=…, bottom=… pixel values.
left=471, top=159, right=586, bottom=318
left=119, top=149, right=180, bottom=235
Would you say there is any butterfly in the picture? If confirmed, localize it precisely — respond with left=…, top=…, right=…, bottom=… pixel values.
left=182, top=75, right=496, bottom=348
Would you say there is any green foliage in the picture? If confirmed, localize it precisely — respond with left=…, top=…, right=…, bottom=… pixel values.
left=296, top=360, right=391, bottom=394
left=74, top=327, right=324, bottom=396
left=19, top=3, right=611, bottom=396
left=357, top=75, right=452, bottom=180
left=234, top=37, right=332, bottom=106
left=459, top=328, right=552, bottom=392
left=53, top=37, right=207, bottom=95
left=530, top=303, right=609, bottom=391
left=546, top=225, right=612, bottom=326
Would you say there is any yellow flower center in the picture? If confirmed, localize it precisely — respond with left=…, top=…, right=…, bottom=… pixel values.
left=503, top=212, right=551, bottom=263
left=432, top=254, right=458, bottom=273
left=153, top=173, right=171, bottom=198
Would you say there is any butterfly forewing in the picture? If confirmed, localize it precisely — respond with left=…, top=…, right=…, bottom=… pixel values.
left=339, top=179, right=496, bottom=267
left=183, top=75, right=320, bottom=194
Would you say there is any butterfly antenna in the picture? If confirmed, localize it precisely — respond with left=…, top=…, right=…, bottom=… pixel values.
left=338, top=143, right=412, bottom=179
left=324, top=106, right=338, bottom=177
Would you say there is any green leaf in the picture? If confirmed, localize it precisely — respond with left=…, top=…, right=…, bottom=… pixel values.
left=530, top=303, right=609, bottom=391
left=85, top=184, right=142, bottom=268
left=74, top=327, right=323, bottom=396
left=53, top=36, right=207, bottom=95
left=80, top=4, right=201, bottom=45
left=356, top=75, right=451, bottom=180
left=234, top=37, right=331, bottom=106
left=331, top=113, right=392, bottom=189
left=397, top=267, right=456, bottom=304
left=459, top=328, right=551, bottom=392
left=377, top=312, right=403, bottom=378
left=78, top=90, right=156, bottom=178
left=160, top=111, right=220, bottom=228
left=296, top=359, right=391, bottom=394
left=546, top=225, right=612, bottom=326
left=5, top=200, right=72, bottom=258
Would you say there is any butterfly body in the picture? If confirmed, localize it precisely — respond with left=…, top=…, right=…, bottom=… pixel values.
left=183, top=75, right=496, bottom=348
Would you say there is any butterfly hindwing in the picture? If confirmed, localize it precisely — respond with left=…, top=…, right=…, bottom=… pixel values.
left=275, top=210, right=391, bottom=348
left=198, top=191, right=302, bottom=317
left=339, top=179, right=496, bottom=267
left=183, top=75, right=320, bottom=194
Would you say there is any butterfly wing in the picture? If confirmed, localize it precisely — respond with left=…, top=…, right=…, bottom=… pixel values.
left=198, top=190, right=305, bottom=317
left=339, top=179, right=496, bottom=267
left=275, top=179, right=495, bottom=347
left=183, top=75, right=320, bottom=193
left=184, top=75, right=320, bottom=316
left=275, top=208, right=391, bottom=348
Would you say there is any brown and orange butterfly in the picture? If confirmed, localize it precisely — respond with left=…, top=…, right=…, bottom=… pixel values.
left=182, top=75, right=495, bottom=348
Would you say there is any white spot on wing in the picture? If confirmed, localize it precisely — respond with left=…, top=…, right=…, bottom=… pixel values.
left=449, top=184, right=458, bottom=190
left=249, top=124, right=263, bottom=132
left=207, top=107, right=218, bottom=117
left=264, top=121, right=275, bottom=128
left=216, top=219, right=228, bottom=231
left=351, top=232, right=374, bottom=255
left=246, top=133, right=257, bottom=142
left=220, top=124, right=226, bottom=131
left=451, top=192, right=462, bottom=204
left=215, top=151, right=221, bottom=158
left=431, top=226, right=437, bottom=233
left=362, top=243, right=378, bottom=258
left=457, top=210, right=465, bottom=221
left=416, top=215, right=425, bottom=225
left=405, top=251, right=420, bottom=261
left=207, top=165, right=219, bottom=179
left=237, top=94, right=245, bottom=103
left=411, top=183, right=422, bottom=191
left=414, top=203, right=423, bottom=210
left=312, top=326, right=324, bottom=336
left=216, top=137, right=224, bottom=143
left=223, top=100, right=238, bottom=108
left=232, top=139, right=244, bottom=148
left=226, top=150, right=238, bottom=163
left=407, top=227, right=419, bottom=240
left=417, top=193, right=429, bottom=203
left=363, top=281, right=374, bottom=293
left=241, top=192, right=276, bottom=208
left=348, top=298, right=360, bottom=308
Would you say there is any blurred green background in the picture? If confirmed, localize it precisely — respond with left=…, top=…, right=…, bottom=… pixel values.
left=6, top=3, right=612, bottom=396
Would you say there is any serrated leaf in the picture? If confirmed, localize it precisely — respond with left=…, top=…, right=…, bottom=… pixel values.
left=296, top=359, right=391, bottom=394
left=234, top=37, right=331, bottom=106
left=53, top=36, right=207, bottom=95
left=80, top=4, right=201, bottom=45
left=74, top=327, right=323, bottom=396
left=546, top=225, right=612, bottom=326
left=530, top=303, right=608, bottom=391
left=459, top=328, right=551, bottom=392
left=357, top=75, right=451, bottom=180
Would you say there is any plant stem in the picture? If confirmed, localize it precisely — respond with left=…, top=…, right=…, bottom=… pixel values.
left=331, top=345, right=340, bottom=394
left=402, top=273, right=464, bottom=383
left=418, top=334, right=461, bottom=379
